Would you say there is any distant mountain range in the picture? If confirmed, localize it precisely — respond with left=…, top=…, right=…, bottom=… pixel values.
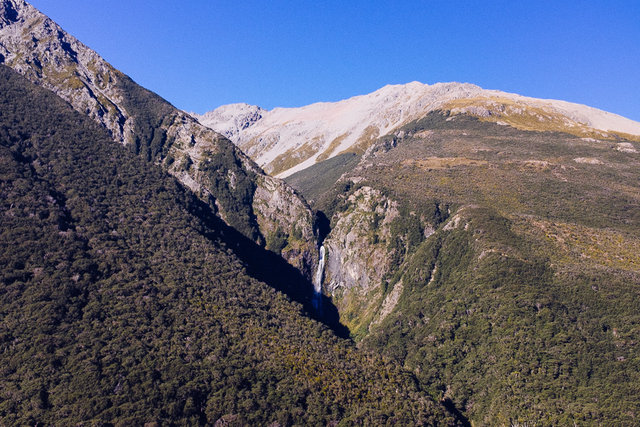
left=196, top=82, right=640, bottom=177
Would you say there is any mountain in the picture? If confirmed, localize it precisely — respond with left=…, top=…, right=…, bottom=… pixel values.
left=195, top=103, right=266, bottom=141
left=0, top=0, right=319, bottom=280
left=196, top=81, right=640, bottom=177
left=0, top=64, right=460, bottom=425
left=3, top=0, right=640, bottom=424
left=286, top=112, right=640, bottom=423
left=199, top=81, right=640, bottom=422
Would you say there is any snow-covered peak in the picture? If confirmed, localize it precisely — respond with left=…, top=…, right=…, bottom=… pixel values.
left=197, top=81, right=640, bottom=177
left=194, top=103, right=265, bottom=140
left=197, top=82, right=493, bottom=176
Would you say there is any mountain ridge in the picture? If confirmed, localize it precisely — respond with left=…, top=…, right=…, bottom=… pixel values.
left=284, top=107, right=640, bottom=423
left=0, top=63, right=456, bottom=425
left=196, top=81, right=640, bottom=177
left=0, top=0, right=321, bottom=280
left=3, top=1, right=640, bottom=424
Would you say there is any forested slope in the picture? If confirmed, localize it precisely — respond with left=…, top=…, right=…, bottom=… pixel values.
left=0, top=0, right=320, bottom=283
left=0, top=66, right=456, bottom=425
left=294, top=111, right=640, bottom=425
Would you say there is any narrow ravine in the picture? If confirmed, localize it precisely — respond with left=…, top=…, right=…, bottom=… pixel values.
left=312, top=245, right=326, bottom=313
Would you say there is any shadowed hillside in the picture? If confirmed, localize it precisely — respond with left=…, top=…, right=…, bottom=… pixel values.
left=0, top=65, right=457, bottom=425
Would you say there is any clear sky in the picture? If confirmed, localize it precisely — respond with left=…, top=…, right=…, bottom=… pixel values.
left=28, top=0, right=640, bottom=121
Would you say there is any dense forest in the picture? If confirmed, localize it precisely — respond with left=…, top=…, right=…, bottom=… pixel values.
left=0, top=66, right=458, bottom=425
left=2, top=1, right=640, bottom=423
left=289, top=111, right=640, bottom=425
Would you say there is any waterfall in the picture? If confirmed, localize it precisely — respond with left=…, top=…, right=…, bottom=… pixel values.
left=312, top=245, right=325, bottom=312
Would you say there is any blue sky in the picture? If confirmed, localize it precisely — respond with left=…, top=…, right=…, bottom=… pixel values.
left=29, top=1, right=640, bottom=121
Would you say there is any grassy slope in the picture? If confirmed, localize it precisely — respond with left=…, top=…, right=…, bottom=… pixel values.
left=285, top=152, right=360, bottom=204
left=312, top=111, right=640, bottom=424
left=0, top=66, right=456, bottom=426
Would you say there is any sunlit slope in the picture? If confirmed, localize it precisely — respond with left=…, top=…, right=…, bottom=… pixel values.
left=298, top=111, right=640, bottom=424
left=198, top=82, right=640, bottom=177
left=0, top=0, right=320, bottom=279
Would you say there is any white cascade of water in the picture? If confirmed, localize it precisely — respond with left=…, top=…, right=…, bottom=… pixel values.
left=312, top=245, right=325, bottom=311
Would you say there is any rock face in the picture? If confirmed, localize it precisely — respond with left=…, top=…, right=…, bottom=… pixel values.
left=325, top=186, right=399, bottom=295
left=252, top=174, right=318, bottom=278
left=194, top=103, right=265, bottom=141
left=0, top=0, right=136, bottom=144
left=321, top=184, right=436, bottom=338
left=322, top=186, right=399, bottom=337
left=0, top=0, right=318, bottom=277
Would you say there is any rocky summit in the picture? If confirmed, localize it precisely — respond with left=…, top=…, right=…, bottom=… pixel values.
left=197, top=81, right=640, bottom=177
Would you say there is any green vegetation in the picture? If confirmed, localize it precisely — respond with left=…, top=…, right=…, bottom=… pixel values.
left=198, top=148, right=261, bottom=242
left=285, top=152, right=360, bottom=204
left=302, top=110, right=640, bottom=424
left=116, top=72, right=177, bottom=163
left=116, top=71, right=265, bottom=243
left=0, top=66, right=457, bottom=425
left=366, top=207, right=640, bottom=424
left=386, top=203, right=446, bottom=270
left=265, top=228, right=288, bottom=253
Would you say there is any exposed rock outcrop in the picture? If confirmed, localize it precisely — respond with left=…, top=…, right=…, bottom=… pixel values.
left=253, top=174, right=317, bottom=277
left=194, top=103, right=265, bottom=141
left=318, top=181, right=442, bottom=337
left=0, top=0, right=318, bottom=277
left=325, top=186, right=400, bottom=295
left=321, top=185, right=402, bottom=337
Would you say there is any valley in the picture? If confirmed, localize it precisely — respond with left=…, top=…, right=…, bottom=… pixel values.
left=2, top=0, right=640, bottom=425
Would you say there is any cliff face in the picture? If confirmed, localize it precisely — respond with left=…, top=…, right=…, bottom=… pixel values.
left=194, top=103, right=265, bottom=141
left=319, top=184, right=438, bottom=339
left=0, top=0, right=318, bottom=277
left=321, top=186, right=397, bottom=337
left=325, top=186, right=400, bottom=294
left=252, top=174, right=318, bottom=278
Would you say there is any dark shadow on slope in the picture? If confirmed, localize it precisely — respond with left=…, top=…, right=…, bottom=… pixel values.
left=82, top=70, right=347, bottom=338
left=187, top=195, right=351, bottom=339
left=1, top=2, right=19, bottom=23
left=315, top=210, right=331, bottom=243
left=109, top=72, right=351, bottom=336
left=441, top=398, right=471, bottom=427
